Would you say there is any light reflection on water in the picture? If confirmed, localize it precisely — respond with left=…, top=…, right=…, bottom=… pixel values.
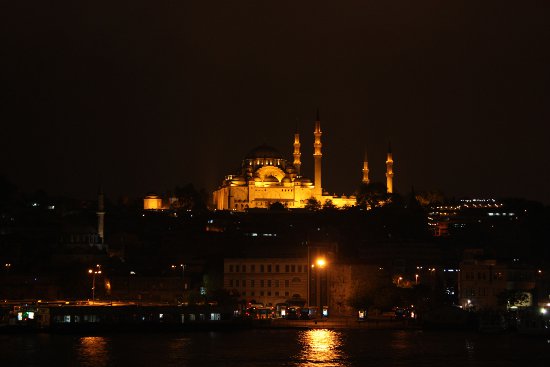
left=76, top=336, right=110, bottom=367
left=2, top=329, right=550, bottom=367
left=389, top=330, right=410, bottom=351
left=295, top=329, right=347, bottom=367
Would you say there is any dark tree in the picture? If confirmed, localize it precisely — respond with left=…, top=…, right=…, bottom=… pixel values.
left=269, top=202, right=286, bottom=211
left=305, top=197, right=321, bottom=211
left=322, top=199, right=337, bottom=211
left=356, top=182, right=388, bottom=210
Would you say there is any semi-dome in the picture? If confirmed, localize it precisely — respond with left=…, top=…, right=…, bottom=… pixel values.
left=244, top=144, right=284, bottom=160
left=231, top=176, right=246, bottom=182
left=263, top=176, right=279, bottom=183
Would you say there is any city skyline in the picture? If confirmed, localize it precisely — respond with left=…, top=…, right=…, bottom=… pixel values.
left=2, top=1, right=549, bottom=204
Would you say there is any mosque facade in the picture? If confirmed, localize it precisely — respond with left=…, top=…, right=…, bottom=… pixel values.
left=212, top=114, right=395, bottom=211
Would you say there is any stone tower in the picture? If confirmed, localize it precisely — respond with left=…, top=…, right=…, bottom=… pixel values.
left=293, top=125, right=301, bottom=176
left=97, top=187, right=105, bottom=243
left=313, top=110, right=323, bottom=197
left=362, top=149, right=370, bottom=184
left=386, top=142, right=394, bottom=194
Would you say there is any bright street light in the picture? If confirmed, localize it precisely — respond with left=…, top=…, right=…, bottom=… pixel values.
left=88, top=265, right=102, bottom=304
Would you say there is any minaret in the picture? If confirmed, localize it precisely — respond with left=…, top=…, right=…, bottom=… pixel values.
left=313, top=109, right=323, bottom=197
left=386, top=142, right=394, bottom=194
left=362, top=148, right=370, bottom=184
left=293, top=123, right=301, bottom=176
left=97, top=187, right=105, bottom=243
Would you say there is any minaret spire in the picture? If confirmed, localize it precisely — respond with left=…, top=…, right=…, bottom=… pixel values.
left=362, top=148, right=370, bottom=184
left=386, top=141, right=394, bottom=194
left=97, top=185, right=105, bottom=243
left=313, top=110, right=323, bottom=197
left=293, top=120, right=301, bottom=176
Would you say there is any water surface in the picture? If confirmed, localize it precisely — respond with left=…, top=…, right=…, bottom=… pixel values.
left=2, top=329, right=549, bottom=367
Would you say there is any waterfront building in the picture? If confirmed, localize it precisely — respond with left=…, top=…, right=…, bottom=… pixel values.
left=223, top=258, right=308, bottom=307
left=459, top=250, right=536, bottom=311
left=328, top=263, right=385, bottom=316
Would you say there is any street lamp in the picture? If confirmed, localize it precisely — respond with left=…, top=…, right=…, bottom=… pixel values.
left=171, top=263, right=187, bottom=301
left=415, top=274, right=419, bottom=284
left=88, top=265, right=102, bottom=304
left=310, top=257, right=328, bottom=317
left=180, top=264, right=187, bottom=290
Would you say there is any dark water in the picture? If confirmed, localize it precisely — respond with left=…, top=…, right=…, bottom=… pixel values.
left=2, top=329, right=550, bottom=367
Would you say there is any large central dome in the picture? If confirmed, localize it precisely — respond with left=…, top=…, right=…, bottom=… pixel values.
left=244, top=144, right=284, bottom=160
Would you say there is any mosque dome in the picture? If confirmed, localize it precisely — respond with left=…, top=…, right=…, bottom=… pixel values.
left=244, top=144, right=284, bottom=160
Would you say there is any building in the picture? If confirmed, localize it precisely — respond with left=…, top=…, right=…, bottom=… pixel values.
left=213, top=113, right=394, bottom=211
left=328, top=263, right=386, bottom=316
left=459, top=250, right=536, bottom=311
left=427, top=199, right=518, bottom=237
left=223, top=258, right=308, bottom=307
left=143, top=194, right=165, bottom=210
left=143, top=194, right=181, bottom=210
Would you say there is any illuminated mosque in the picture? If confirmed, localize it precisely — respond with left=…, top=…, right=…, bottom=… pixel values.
left=212, top=113, right=395, bottom=211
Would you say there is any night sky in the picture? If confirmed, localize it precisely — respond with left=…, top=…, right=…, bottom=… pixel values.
left=2, top=1, right=549, bottom=203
